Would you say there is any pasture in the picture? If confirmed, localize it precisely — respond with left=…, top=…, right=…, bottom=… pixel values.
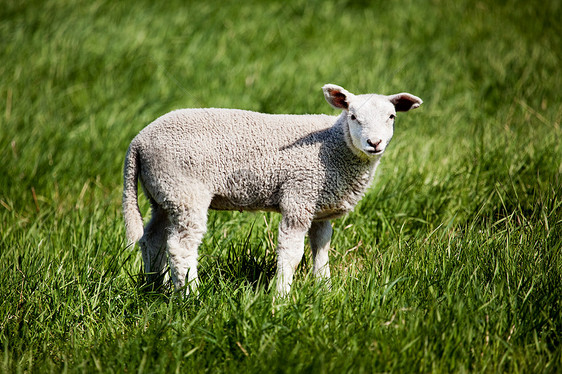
left=1, top=0, right=561, bottom=372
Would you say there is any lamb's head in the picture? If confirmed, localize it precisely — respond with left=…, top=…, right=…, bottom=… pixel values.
left=323, top=84, right=422, bottom=158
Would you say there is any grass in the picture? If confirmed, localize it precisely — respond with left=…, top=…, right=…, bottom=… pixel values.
left=1, top=0, right=561, bottom=372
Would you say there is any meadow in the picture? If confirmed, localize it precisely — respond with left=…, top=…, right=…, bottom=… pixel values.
left=1, top=0, right=561, bottom=372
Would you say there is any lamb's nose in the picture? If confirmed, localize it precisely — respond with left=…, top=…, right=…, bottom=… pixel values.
left=367, top=139, right=382, bottom=148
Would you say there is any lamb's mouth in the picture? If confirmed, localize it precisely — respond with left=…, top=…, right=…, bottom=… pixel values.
left=365, top=148, right=383, bottom=155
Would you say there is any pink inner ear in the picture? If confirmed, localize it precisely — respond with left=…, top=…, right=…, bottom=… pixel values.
left=392, top=94, right=421, bottom=112
left=330, top=90, right=348, bottom=109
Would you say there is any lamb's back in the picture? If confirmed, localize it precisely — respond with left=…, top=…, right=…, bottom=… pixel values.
left=133, top=109, right=343, bottom=209
left=136, top=108, right=336, bottom=166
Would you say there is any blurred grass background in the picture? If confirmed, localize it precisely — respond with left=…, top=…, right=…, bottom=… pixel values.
left=1, top=0, right=561, bottom=372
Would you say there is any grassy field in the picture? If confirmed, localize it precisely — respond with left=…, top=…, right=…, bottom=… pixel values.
left=1, top=0, right=561, bottom=372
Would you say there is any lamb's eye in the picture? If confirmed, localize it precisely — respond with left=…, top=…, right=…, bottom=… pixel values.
left=350, top=114, right=356, bottom=121
left=389, top=114, right=396, bottom=120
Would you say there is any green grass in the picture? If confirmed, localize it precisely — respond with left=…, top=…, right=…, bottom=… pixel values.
left=1, top=0, right=561, bottom=372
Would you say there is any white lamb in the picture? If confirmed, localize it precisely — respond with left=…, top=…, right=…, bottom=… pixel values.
left=122, top=84, right=422, bottom=295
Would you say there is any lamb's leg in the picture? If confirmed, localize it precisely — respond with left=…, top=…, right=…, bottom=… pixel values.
left=166, top=204, right=208, bottom=295
left=139, top=204, right=169, bottom=290
left=276, top=216, right=309, bottom=295
left=308, top=220, right=332, bottom=281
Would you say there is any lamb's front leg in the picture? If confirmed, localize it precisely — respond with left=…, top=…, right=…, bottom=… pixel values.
left=308, top=220, right=332, bottom=281
left=276, top=216, right=309, bottom=296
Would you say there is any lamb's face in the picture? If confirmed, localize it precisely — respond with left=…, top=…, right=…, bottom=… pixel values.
left=346, top=95, right=395, bottom=158
left=322, top=84, right=422, bottom=160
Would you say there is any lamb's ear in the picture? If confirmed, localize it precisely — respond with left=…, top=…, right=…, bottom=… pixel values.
left=322, top=84, right=354, bottom=110
left=388, top=93, right=423, bottom=112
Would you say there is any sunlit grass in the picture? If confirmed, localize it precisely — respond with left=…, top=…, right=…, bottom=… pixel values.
left=1, top=0, right=561, bottom=372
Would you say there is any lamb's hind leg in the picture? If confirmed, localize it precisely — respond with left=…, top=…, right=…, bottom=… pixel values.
left=166, top=200, right=209, bottom=295
left=139, top=203, right=169, bottom=290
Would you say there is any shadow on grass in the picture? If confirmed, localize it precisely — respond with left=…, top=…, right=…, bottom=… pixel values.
left=200, top=233, right=277, bottom=294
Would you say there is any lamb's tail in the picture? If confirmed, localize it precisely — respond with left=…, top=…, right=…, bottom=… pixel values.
left=122, top=142, right=144, bottom=245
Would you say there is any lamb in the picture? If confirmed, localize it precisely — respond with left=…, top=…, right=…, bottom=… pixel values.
left=122, top=84, right=422, bottom=295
